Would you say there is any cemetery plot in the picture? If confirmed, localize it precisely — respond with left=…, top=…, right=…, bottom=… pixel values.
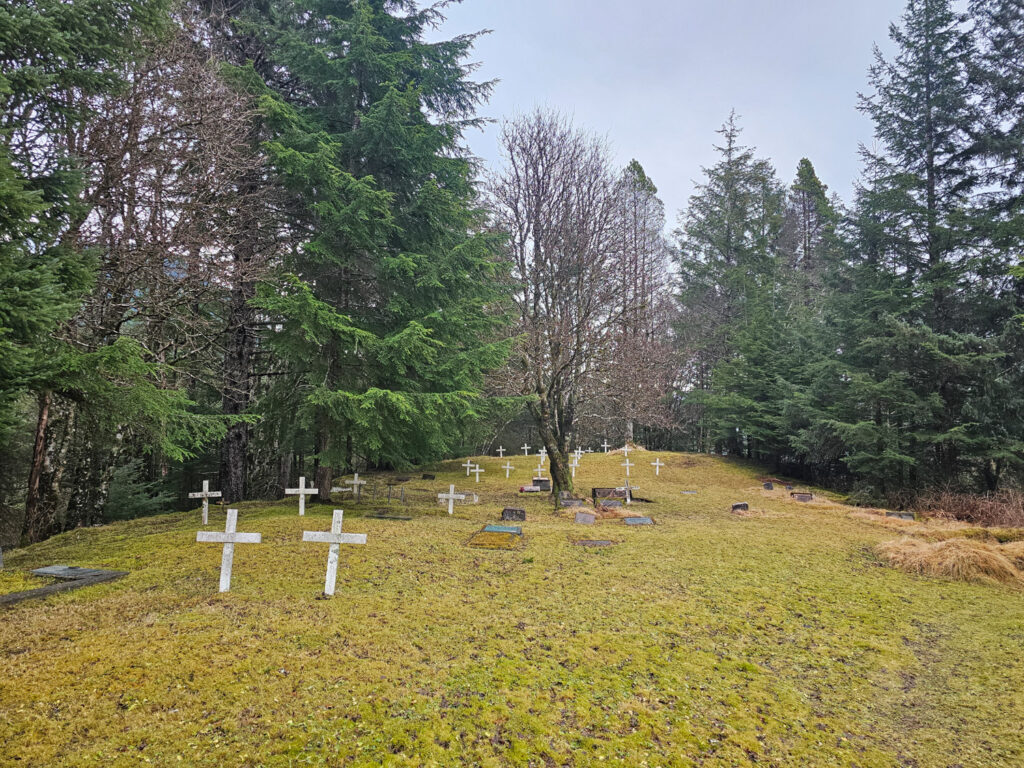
left=467, top=526, right=522, bottom=550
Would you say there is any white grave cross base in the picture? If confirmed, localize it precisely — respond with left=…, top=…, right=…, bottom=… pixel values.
left=285, top=476, right=318, bottom=516
left=196, top=508, right=261, bottom=592
left=302, top=509, right=366, bottom=596
left=471, top=464, right=485, bottom=483
left=189, top=479, right=222, bottom=525
left=438, top=484, right=466, bottom=515
left=502, top=461, right=515, bottom=479
left=622, top=458, right=634, bottom=477
left=345, top=472, right=368, bottom=500
left=651, top=458, right=665, bottom=476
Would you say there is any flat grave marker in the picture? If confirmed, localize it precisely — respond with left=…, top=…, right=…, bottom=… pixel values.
left=575, top=511, right=596, bottom=525
left=681, top=490, right=698, bottom=495
left=189, top=480, right=222, bottom=525
left=484, top=524, right=522, bottom=535
left=623, top=516, right=654, bottom=526
left=574, top=539, right=614, bottom=548
left=1, top=565, right=129, bottom=608
left=502, top=507, right=526, bottom=521
left=731, top=502, right=749, bottom=512
left=886, top=511, right=915, bottom=521
left=467, top=527, right=521, bottom=550
left=302, top=509, right=367, bottom=596
left=791, top=492, right=814, bottom=502
left=196, top=508, right=261, bottom=593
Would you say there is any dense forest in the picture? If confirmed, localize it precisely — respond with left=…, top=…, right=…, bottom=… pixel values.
left=1, top=0, right=1022, bottom=545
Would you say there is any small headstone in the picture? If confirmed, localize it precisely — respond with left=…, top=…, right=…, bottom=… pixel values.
left=763, top=482, right=774, bottom=490
left=791, top=492, right=813, bottom=502
left=574, top=511, right=596, bottom=525
left=533, top=477, right=551, bottom=492
left=574, top=539, right=614, bottom=548
left=502, top=507, right=526, bottom=521
left=623, top=516, right=654, bottom=526
left=886, top=511, right=915, bottom=521
left=519, top=485, right=541, bottom=493
left=422, top=473, right=435, bottom=480
left=731, top=502, right=749, bottom=512
left=483, top=524, right=522, bottom=535
left=560, top=498, right=584, bottom=507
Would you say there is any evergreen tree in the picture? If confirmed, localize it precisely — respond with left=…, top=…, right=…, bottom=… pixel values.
left=249, top=0, right=510, bottom=496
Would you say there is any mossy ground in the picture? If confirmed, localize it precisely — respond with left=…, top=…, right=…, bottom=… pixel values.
left=2, top=451, right=1023, bottom=767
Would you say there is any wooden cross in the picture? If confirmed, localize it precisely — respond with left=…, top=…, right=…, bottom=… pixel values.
left=622, top=458, right=634, bottom=477
left=601, top=440, right=611, bottom=453
left=651, top=458, right=665, bottom=476
left=622, top=445, right=631, bottom=458
left=502, top=461, right=515, bottom=479
left=438, top=484, right=466, bottom=515
left=196, top=508, right=261, bottom=592
left=470, top=464, right=484, bottom=483
left=461, top=459, right=475, bottom=476
left=345, top=472, right=367, bottom=500
left=285, top=476, right=317, bottom=516
left=521, top=443, right=531, bottom=456
left=302, top=510, right=366, bottom=596
left=496, top=446, right=506, bottom=458
left=537, top=447, right=547, bottom=464
left=574, top=448, right=583, bottom=461
left=189, top=479, right=222, bottom=525
left=569, top=457, right=579, bottom=478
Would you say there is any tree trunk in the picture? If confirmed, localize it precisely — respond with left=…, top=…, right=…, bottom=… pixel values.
left=23, top=391, right=52, bottom=543
left=316, top=426, right=333, bottom=501
left=219, top=255, right=256, bottom=503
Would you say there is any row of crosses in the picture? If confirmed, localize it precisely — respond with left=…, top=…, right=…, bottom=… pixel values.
left=196, top=509, right=366, bottom=594
left=285, top=475, right=366, bottom=515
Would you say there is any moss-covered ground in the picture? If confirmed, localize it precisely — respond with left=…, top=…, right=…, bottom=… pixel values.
left=2, top=451, right=1023, bottom=767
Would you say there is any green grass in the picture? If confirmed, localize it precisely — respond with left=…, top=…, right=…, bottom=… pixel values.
left=2, top=450, right=1023, bottom=766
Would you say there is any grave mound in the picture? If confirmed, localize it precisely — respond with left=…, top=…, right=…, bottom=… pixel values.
left=877, top=537, right=1022, bottom=585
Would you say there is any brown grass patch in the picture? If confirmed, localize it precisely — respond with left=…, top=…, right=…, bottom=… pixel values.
left=916, top=489, right=1024, bottom=528
left=876, top=537, right=1022, bottom=586
left=1000, top=541, right=1024, bottom=570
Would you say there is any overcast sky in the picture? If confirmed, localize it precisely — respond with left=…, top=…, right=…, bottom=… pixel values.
left=434, top=0, right=907, bottom=223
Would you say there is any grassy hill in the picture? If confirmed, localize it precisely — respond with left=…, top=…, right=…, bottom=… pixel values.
left=2, top=451, right=1023, bottom=767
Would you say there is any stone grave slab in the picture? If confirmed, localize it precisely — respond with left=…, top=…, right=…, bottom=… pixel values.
left=623, top=516, right=654, bottom=526
left=574, top=511, right=596, bottom=525
left=560, top=498, right=585, bottom=507
left=763, top=482, right=774, bottom=490
left=731, top=502, right=749, bottom=512
left=519, top=485, right=541, bottom=493
left=533, top=477, right=551, bottom=491
left=886, top=511, right=915, bottom=521
left=600, top=500, right=623, bottom=509
left=574, top=540, right=615, bottom=548
left=367, top=513, right=413, bottom=520
left=2, top=565, right=128, bottom=608
left=681, top=491, right=698, bottom=495
left=592, top=487, right=628, bottom=503
left=791, top=492, right=814, bottom=502
left=502, top=507, right=526, bottom=522
left=484, top=524, right=522, bottom=535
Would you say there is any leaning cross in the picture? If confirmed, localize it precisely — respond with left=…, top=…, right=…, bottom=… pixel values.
left=502, top=461, right=515, bottom=479
left=622, top=458, right=634, bottom=477
left=521, top=443, right=531, bottom=456
left=601, top=440, right=611, bottom=453
left=496, top=446, right=506, bottom=458
left=438, top=484, right=466, bottom=515
left=285, top=476, right=317, bottom=516
left=196, top=508, right=261, bottom=592
left=345, top=472, right=367, bottom=501
left=189, top=480, right=222, bottom=525
left=651, top=458, right=665, bottom=476
left=470, top=464, right=485, bottom=483
left=302, top=509, right=366, bottom=596
left=462, top=459, right=476, bottom=476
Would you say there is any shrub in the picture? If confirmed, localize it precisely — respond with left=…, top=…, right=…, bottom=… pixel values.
left=915, top=489, right=1024, bottom=528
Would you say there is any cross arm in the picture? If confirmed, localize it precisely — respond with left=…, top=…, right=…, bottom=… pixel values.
left=302, top=532, right=368, bottom=545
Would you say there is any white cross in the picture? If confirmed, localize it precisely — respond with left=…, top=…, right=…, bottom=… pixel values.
left=622, top=445, right=631, bottom=458
left=345, top=472, right=367, bottom=500
left=329, top=486, right=353, bottom=495
left=438, top=484, right=466, bottom=515
left=302, top=509, right=366, bottom=596
left=585, top=448, right=594, bottom=454
left=188, top=480, right=222, bottom=525
left=651, top=458, right=665, bottom=476
left=570, top=458, right=579, bottom=478
left=285, top=476, right=318, bottom=516
left=470, top=464, right=484, bottom=483
left=574, top=448, right=583, bottom=461
left=496, top=446, right=505, bottom=458
left=462, top=459, right=475, bottom=476
left=601, top=440, right=611, bottom=453
left=502, top=461, right=515, bottom=478
left=521, top=443, right=531, bottom=456
left=535, top=461, right=545, bottom=475
left=196, top=508, right=261, bottom=592
left=622, top=458, right=634, bottom=477
left=537, top=447, right=548, bottom=464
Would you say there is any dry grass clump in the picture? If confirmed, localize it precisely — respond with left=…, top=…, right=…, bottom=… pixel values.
left=917, top=489, right=1024, bottom=527
left=1000, top=541, right=1024, bottom=569
left=877, top=537, right=1022, bottom=586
